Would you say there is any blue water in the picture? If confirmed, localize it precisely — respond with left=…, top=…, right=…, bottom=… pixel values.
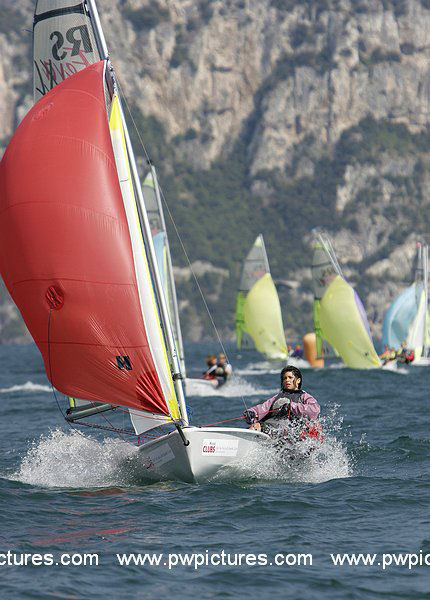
left=1, top=343, right=430, bottom=599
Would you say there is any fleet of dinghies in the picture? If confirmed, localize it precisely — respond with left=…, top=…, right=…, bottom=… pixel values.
left=0, top=0, right=428, bottom=485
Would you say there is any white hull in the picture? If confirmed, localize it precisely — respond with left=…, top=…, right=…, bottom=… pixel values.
left=286, top=357, right=311, bottom=369
left=138, top=426, right=269, bottom=483
left=381, top=360, right=397, bottom=371
left=411, top=357, right=430, bottom=367
left=185, top=377, right=218, bottom=388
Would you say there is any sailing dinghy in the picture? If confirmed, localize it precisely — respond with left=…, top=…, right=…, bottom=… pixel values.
left=382, top=242, right=430, bottom=366
left=0, top=0, right=269, bottom=483
left=312, top=232, right=382, bottom=369
left=236, top=235, right=289, bottom=360
left=407, top=243, right=430, bottom=365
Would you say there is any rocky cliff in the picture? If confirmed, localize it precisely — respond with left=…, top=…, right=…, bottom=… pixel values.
left=1, top=0, right=430, bottom=345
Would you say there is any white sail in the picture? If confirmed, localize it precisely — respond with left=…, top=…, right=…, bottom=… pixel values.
left=33, top=0, right=102, bottom=102
left=408, top=243, right=429, bottom=363
left=143, top=169, right=186, bottom=377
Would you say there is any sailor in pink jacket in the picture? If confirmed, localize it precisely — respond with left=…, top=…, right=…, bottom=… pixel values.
left=243, top=366, right=321, bottom=438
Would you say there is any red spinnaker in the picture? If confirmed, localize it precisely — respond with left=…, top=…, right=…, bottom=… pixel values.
left=0, top=62, right=169, bottom=415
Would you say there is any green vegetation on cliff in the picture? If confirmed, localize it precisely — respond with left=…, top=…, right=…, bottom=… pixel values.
left=126, top=99, right=430, bottom=340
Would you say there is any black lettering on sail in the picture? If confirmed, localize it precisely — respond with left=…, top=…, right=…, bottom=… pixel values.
left=66, top=25, right=93, bottom=56
left=116, top=356, right=132, bottom=370
left=50, top=31, right=66, bottom=61
left=34, top=60, right=53, bottom=97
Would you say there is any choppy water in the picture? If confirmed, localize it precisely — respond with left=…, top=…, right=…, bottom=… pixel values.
left=1, top=343, right=430, bottom=599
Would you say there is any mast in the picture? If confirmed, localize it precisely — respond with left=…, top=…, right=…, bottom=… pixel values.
left=316, top=232, right=343, bottom=278
left=85, top=0, right=188, bottom=425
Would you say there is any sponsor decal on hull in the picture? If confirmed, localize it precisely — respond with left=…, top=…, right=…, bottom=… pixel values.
left=201, top=439, right=239, bottom=457
left=145, top=443, right=175, bottom=469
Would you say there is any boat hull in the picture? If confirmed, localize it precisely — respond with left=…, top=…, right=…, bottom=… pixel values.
left=184, top=378, right=219, bottom=395
left=411, top=357, right=430, bottom=367
left=381, top=360, right=397, bottom=371
left=138, top=426, right=269, bottom=483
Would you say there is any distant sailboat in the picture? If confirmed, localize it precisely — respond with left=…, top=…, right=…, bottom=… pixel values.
left=0, top=0, right=270, bottom=483
left=382, top=242, right=430, bottom=365
left=312, top=232, right=381, bottom=369
left=236, top=235, right=289, bottom=360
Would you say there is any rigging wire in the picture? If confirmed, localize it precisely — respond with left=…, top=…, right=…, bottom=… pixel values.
left=116, top=79, right=249, bottom=411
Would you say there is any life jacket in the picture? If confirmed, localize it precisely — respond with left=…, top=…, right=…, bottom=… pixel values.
left=261, top=390, right=305, bottom=423
left=405, top=350, right=414, bottom=363
left=215, top=363, right=232, bottom=381
left=203, top=364, right=217, bottom=379
left=262, top=390, right=323, bottom=443
left=299, top=419, right=324, bottom=442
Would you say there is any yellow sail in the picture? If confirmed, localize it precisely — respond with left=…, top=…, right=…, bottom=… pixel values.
left=320, top=276, right=381, bottom=369
left=243, top=273, right=288, bottom=359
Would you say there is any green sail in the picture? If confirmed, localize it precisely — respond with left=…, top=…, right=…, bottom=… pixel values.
left=311, top=233, right=381, bottom=369
left=236, top=235, right=287, bottom=359
left=320, top=275, right=381, bottom=368
left=243, top=273, right=288, bottom=359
